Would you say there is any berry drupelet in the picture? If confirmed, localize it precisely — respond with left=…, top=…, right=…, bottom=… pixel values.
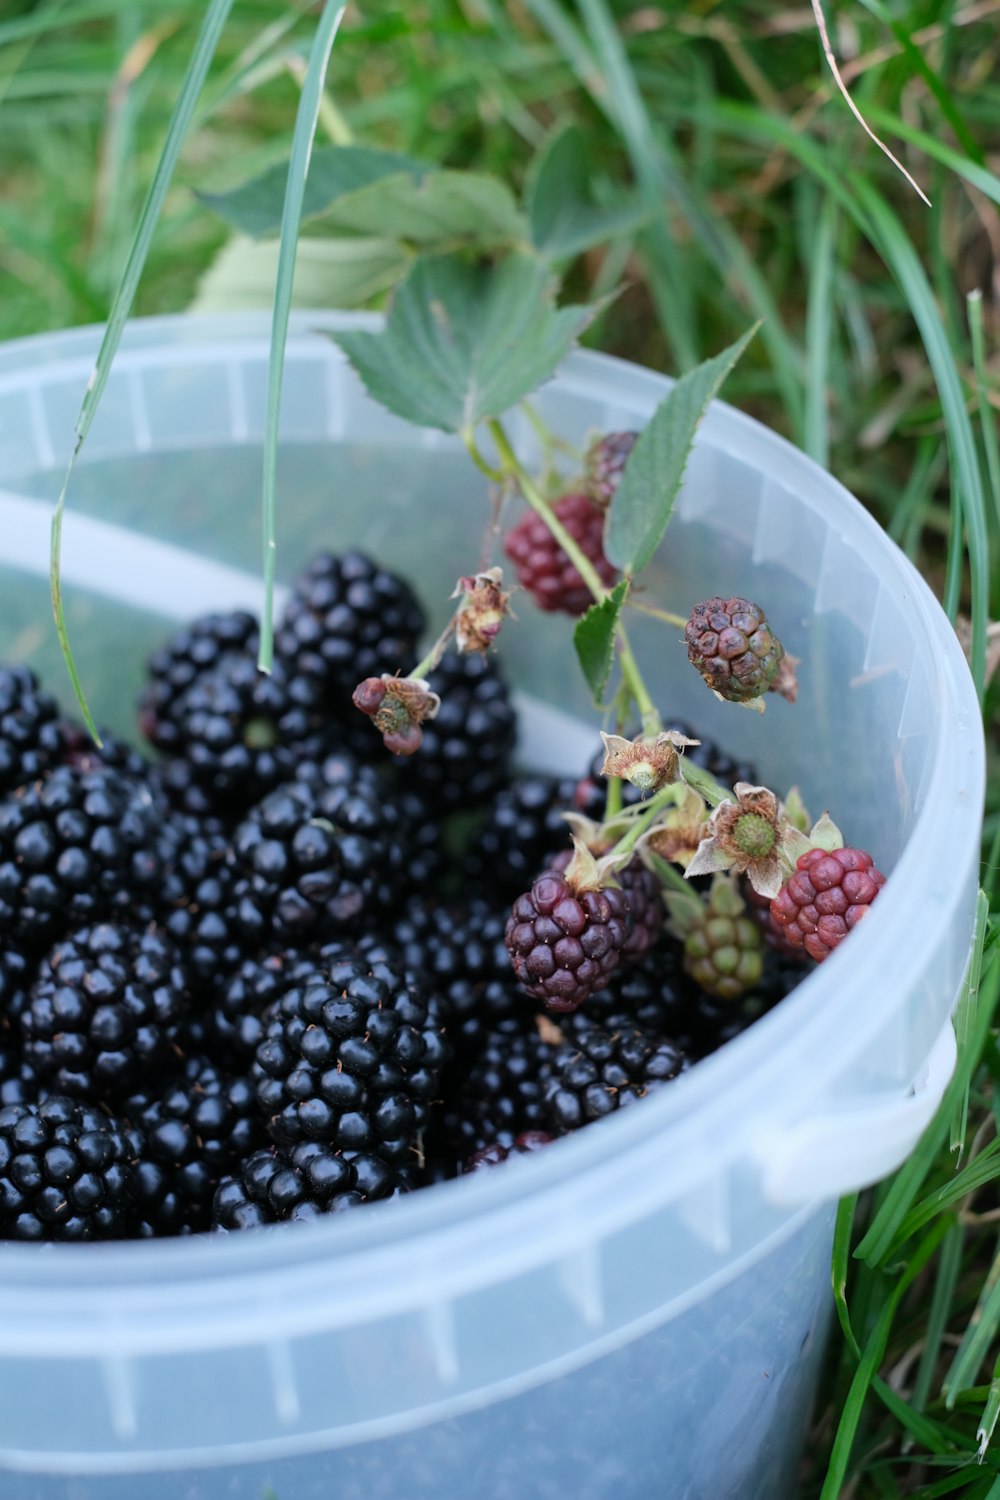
left=158, top=813, right=243, bottom=996
left=214, top=1143, right=407, bottom=1229
left=276, top=550, right=426, bottom=706
left=545, top=1013, right=686, bottom=1134
left=504, top=493, right=618, bottom=616
left=22, top=921, right=189, bottom=1102
left=0, top=765, right=163, bottom=948
left=251, top=949, right=448, bottom=1162
left=0, top=1095, right=137, bottom=1241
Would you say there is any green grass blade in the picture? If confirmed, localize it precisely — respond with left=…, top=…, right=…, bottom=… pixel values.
left=804, top=195, right=838, bottom=468
left=49, top=0, right=235, bottom=735
left=833, top=1192, right=861, bottom=1357
left=863, top=106, right=1000, bottom=209
left=911, top=1219, right=966, bottom=1415
left=951, top=892, right=990, bottom=1157
left=944, top=1231, right=1000, bottom=1406
left=258, top=0, right=346, bottom=673
left=820, top=1220, right=952, bottom=1500
left=968, top=290, right=1000, bottom=533
left=977, top=1352, right=1000, bottom=1462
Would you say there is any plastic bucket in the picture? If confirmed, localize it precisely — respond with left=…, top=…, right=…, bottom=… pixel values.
left=0, top=313, right=983, bottom=1500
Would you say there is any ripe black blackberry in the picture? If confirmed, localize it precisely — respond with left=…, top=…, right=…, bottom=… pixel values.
left=275, top=550, right=426, bottom=709
left=581, top=939, right=698, bottom=1044
left=436, top=1014, right=557, bottom=1158
left=463, top=1131, right=553, bottom=1172
left=23, top=921, right=189, bottom=1102
left=463, top=774, right=577, bottom=896
left=124, top=1055, right=263, bottom=1236
left=0, top=1040, right=39, bottom=1108
left=0, top=664, right=64, bottom=797
left=56, top=720, right=155, bottom=783
left=544, top=1013, right=686, bottom=1134
left=138, top=610, right=258, bottom=751
left=0, top=765, right=163, bottom=948
left=684, top=952, right=804, bottom=1062
left=251, top=949, right=448, bottom=1161
left=211, top=949, right=321, bottom=1070
left=393, top=651, right=517, bottom=812
left=230, top=766, right=410, bottom=947
left=574, top=722, right=757, bottom=821
left=158, top=813, right=243, bottom=995
left=214, top=1143, right=408, bottom=1229
left=150, top=651, right=332, bottom=817
left=0, top=1095, right=137, bottom=1241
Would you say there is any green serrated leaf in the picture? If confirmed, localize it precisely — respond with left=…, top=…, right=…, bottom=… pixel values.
left=314, top=169, right=528, bottom=252
left=526, top=121, right=647, bottom=259
left=573, top=578, right=629, bottom=705
left=189, top=233, right=410, bottom=313
left=331, top=252, right=597, bottom=433
left=605, top=323, right=760, bottom=574
left=198, top=144, right=428, bottom=238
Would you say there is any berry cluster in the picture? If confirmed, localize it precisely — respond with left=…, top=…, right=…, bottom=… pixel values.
left=0, top=503, right=883, bottom=1237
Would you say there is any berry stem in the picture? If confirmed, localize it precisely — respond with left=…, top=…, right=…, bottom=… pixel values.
left=626, top=598, right=689, bottom=631
left=605, top=783, right=684, bottom=863
left=409, top=617, right=456, bottom=681
left=680, top=758, right=731, bottom=808
left=604, top=770, right=623, bottom=822
left=484, top=416, right=662, bottom=738
left=646, top=849, right=695, bottom=897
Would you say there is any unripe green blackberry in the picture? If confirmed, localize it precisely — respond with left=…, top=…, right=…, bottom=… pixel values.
left=684, top=597, right=783, bottom=703
left=666, top=877, right=763, bottom=1001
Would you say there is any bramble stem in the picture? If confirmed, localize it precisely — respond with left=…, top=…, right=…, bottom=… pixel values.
left=604, top=771, right=623, bottom=822
left=647, top=849, right=693, bottom=897
left=680, top=758, right=731, bottom=808
left=605, top=784, right=681, bottom=861
left=626, top=598, right=688, bottom=630
left=409, top=617, right=456, bottom=682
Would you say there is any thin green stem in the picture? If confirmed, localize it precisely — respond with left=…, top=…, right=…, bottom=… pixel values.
left=604, top=771, right=623, bottom=822
left=680, top=758, right=731, bottom=808
left=606, top=783, right=684, bottom=861
left=626, top=598, right=689, bottom=630
left=616, top=621, right=661, bottom=735
left=463, top=428, right=505, bottom=484
left=410, top=618, right=456, bottom=681
left=647, top=849, right=693, bottom=898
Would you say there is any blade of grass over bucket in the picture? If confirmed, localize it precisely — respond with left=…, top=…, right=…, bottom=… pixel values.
left=48, top=0, right=235, bottom=737
left=258, top=0, right=345, bottom=674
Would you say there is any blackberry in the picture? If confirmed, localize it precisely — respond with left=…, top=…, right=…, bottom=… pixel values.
left=0, top=1095, right=137, bottom=1241
left=464, top=1131, right=553, bottom=1172
left=125, top=1055, right=263, bottom=1236
left=158, top=813, right=243, bottom=995
left=584, top=431, right=638, bottom=511
left=138, top=610, right=258, bottom=752
left=276, top=550, right=425, bottom=705
left=685, top=596, right=784, bottom=704
left=463, top=774, right=577, bottom=896
left=214, top=1143, right=407, bottom=1229
left=770, top=847, right=886, bottom=962
left=0, top=1041, right=39, bottom=1108
left=505, top=868, right=630, bottom=1012
left=23, top=921, right=189, bottom=1102
left=545, top=1013, right=686, bottom=1134
left=151, top=652, right=332, bottom=816
left=0, top=945, right=28, bottom=1029
left=251, top=950, right=448, bottom=1161
left=549, top=848, right=663, bottom=966
left=0, top=765, right=163, bottom=948
left=0, top=664, right=63, bottom=796
left=504, top=492, right=618, bottom=615
left=212, top=950, right=322, bottom=1071
left=389, top=896, right=525, bottom=1056
left=437, top=1015, right=556, bottom=1157
left=56, top=721, right=154, bottom=783
left=394, top=651, right=517, bottom=813
left=230, top=767, right=409, bottom=947
left=575, top=722, right=755, bottom=821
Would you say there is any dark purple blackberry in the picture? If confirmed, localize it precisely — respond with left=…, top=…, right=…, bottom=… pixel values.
left=437, top=1015, right=557, bottom=1158
left=211, top=949, right=321, bottom=1070
left=230, top=767, right=409, bottom=947
left=394, top=652, right=517, bottom=812
left=463, top=774, right=577, bottom=896
left=158, top=814, right=243, bottom=995
left=151, top=652, right=332, bottom=817
left=548, top=848, right=664, bottom=967
left=574, top=721, right=757, bottom=821
left=544, top=1013, right=686, bottom=1133
left=463, top=1131, right=553, bottom=1172
left=275, top=550, right=425, bottom=707
left=0, top=1095, right=137, bottom=1241
left=56, top=721, right=154, bottom=783
left=0, top=664, right=63, bottom=797
left=139, top=610, right=258, bottom=751
left=22, top=922, right=189, bottom=1102
left=124, top=1055, right=264, bottom=1236
left=0, top=945, right=28, bottom=1029
left=579, top=938, right=697, bottom=1043
left=214, top=1143, right=407, bottom=1229
left=505, top=869, right=630, bottom=1013
left=251, top=950, right=448, bottom=1161
left=0, top=765, right=163, bottom=948
left=0, top=1041, right=40, bottom=1107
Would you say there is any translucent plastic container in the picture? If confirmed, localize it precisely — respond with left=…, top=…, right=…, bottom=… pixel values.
left=0, top=313, right=983, bottom=1500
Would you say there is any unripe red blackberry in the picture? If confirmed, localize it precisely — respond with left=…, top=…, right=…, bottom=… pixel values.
left=743, top=879, right=810, bottom=962
left=770, top=847, right=886, bottom=962
left=584, top=431, right=638, bottom=511
left=504, top=493, right=618, bottom=616
left=685, top=597, right=783, bottom=703
left=505, top=869, right=630, bottom=1012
